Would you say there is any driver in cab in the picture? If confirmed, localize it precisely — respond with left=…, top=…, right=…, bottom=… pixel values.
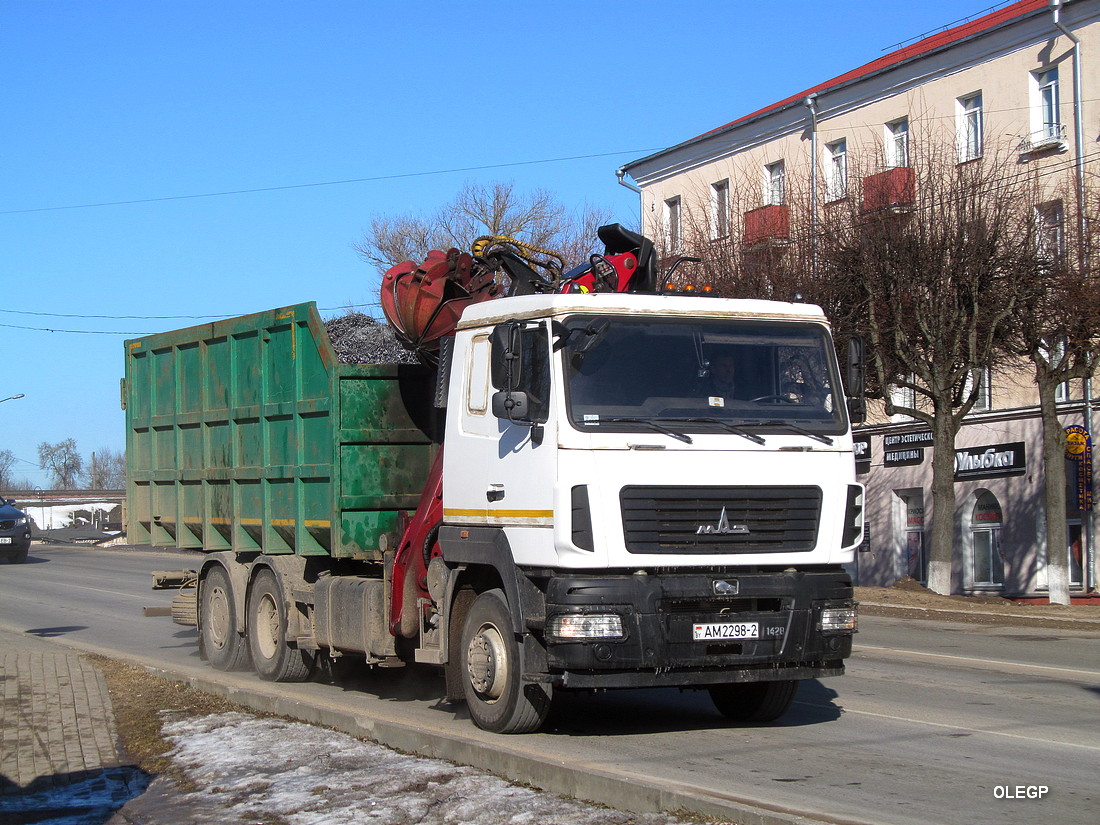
left=700, top=352, right=751, bottom=406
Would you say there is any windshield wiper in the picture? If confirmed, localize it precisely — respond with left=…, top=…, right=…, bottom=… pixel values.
left=753, top=420, right=834, bottom=446
left=597, top=416, right=693, bottom=444
left=655, top=417, right=765, bottom=445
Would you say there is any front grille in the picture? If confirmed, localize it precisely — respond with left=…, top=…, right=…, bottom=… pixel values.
left=663, top=597, right=784, bottom=614
left=0, top=520, right=14, bottom=530
left=621, top=485, right=821, bottom=555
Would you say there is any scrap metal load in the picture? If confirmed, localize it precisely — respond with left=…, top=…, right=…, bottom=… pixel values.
left=379, top=224, right=659, bottom=364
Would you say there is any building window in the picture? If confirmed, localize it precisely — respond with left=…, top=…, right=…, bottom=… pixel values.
left=885, top=118, right=909, bottom=168
left=966, top=367, right=991, bottom=412
left=958, top=93, right=983, bottom=161
left=665, top=196, right=681, bottom=251
left=888, top=375, right=916, bottom=422
left=765, top=160, right=786, bottom=206
left=1037, top=200, right=1065, bottom=264
left=1034, top=68, right=1061, bottom=141
left=825, top=139, right=847, bottom=201
left=711, top=179, right=729, bottom=239
left=970, top=491, right=1004, bottom=587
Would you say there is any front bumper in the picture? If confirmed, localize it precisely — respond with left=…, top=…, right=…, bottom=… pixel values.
left=540, top=568, right=853, bottom=689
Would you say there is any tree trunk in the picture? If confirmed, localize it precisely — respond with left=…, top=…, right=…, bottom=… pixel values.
left=926, top=408, right=959, bottom=595
left=1037, top=378, right=1071, bottom=605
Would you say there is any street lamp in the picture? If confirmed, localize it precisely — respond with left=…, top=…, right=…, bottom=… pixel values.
left=0, top=394, right=24, bottom=403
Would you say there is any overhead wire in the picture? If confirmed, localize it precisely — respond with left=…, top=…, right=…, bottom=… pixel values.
left=3, top=147, right=1095, bottom=336
left=0, top=149, right=661, bottom=216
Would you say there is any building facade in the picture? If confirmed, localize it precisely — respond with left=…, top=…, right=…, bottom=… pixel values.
left=621, top=0, right=1098, bottom=597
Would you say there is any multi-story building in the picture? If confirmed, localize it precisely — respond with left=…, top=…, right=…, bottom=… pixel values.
left=620, top=0, right=1098, bottom=598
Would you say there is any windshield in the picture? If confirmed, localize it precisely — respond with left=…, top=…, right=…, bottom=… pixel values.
left=563, top=315, right=846, bottom=437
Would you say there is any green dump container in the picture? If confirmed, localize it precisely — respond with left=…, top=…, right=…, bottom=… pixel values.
left=123, top=302, right=435, bottom=559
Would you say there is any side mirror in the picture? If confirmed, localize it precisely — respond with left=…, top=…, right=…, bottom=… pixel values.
left=491, top=390, right=529, bottom=420
left=488, top=320, right=549, bottom=441
left=490, top=322, right=523, bottom=390
left=846, top=336, right=865, bottom=398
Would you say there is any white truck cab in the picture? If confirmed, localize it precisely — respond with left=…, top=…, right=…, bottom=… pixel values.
left=436, top=292, right=862, bottom=727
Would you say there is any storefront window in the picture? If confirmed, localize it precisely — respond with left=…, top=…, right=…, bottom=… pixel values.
left=971, top=491, right=1004, bottom=586
left=1067, top=521, right=1084, bottom=587
left=896, top=490, right=926, bottom=583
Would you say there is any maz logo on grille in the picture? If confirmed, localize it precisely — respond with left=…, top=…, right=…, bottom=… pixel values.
left=695, top=507, right=750, bottom=535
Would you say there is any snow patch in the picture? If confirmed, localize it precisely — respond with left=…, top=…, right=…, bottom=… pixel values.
left=159, top=712, right=694, bottom=825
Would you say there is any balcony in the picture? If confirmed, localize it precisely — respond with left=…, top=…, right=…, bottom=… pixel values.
left=1017, top=124, right=1068, bottom=159
left=862, top=167, right=915, bottom=213
left=742, top=204, right=790, bottom=246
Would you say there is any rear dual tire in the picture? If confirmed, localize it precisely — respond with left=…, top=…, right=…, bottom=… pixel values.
left=247, top=569, right=315, bottom=683
left=199, top=565, right=249, bottom=671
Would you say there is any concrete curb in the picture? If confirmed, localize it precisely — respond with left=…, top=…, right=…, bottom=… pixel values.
left=858, top=601, right=1100, bottom=627
left=11, top=631, right=862, bottom=825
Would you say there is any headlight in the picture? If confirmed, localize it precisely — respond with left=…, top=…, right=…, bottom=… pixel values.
left=820, top=606, right=857, bottom=634
left=14, top=517, right=27, bottom=527
left=546, top=613, right=624, bottom=641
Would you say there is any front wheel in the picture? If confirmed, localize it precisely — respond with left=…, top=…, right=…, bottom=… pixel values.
left=460, top=589, right=551, bottom=734
left=247, top=569, right=314, bottom=682
left=708, top=679, right=799, bottom=723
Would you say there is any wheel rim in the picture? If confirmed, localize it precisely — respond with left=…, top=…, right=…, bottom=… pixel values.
left=207, top=586, right=232, bottom=651
left=255, top=592, right=280, bottom=660
left=466, top=622, right=509, bottom=701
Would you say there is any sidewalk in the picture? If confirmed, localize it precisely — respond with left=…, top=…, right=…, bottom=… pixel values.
left=0, top=632, right=149, bottom=825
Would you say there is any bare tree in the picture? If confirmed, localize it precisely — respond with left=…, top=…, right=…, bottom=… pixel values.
left=38, top=439, right=83, bottom=489
left=0, top=449, right=16, bottom=489
left=85, top=447, right=126, bottom=489
left=1005, top=182, right=1100, bottom=604
left=821, top=138, right=1042, bottom=594
left=356, top=181, right=612, bottom=276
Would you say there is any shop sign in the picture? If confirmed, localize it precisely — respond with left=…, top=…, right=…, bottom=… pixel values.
left=884, top=446, right=924, bottom=467
left=1064, top=425, right=1093, bottom=511
left=883, top=430, right=934, bottom=448
left=954, top=441, right=1026, bottom=481
left=854, top=435, right=872, bottom=474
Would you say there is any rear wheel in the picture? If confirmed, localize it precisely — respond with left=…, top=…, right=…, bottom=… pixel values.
left=200, top=565, right=249, bottom=671
left=460, top=589, right=551, bottom=734
left=708, top=679, right=799, bottom=723
left=247, top=569, right=314, bottom=682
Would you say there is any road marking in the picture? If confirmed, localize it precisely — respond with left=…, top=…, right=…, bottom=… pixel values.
left=855, top=644, right=1100, bottom=678
left=818, top=704, right=1100, bottom=753
left=21, top=579, right=151, bottom=601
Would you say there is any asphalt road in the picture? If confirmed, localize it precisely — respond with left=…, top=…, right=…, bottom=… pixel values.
left=1, top=545, right=1097, bottom=825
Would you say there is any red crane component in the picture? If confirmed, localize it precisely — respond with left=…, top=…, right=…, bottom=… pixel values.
left=379, top=248, right=501, bottom=365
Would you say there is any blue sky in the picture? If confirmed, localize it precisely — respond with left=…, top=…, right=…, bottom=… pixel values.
left=1, top=0, right=999, bottom=487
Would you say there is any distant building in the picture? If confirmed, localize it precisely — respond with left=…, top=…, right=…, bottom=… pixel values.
left=621, top=0, right=1098, bottom=597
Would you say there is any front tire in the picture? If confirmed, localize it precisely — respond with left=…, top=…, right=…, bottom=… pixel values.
left=460, top=588, right=551, bottom=734
left=247, top=569, right=314, bottom=682
left=200, top=565, right=249, bottom=671
left=709, top=679, right=799, bottom=723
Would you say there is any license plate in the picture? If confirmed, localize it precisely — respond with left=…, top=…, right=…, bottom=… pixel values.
left=0, top=537, right=10, bottom=544
left=693, top=621, right=758, bottom=641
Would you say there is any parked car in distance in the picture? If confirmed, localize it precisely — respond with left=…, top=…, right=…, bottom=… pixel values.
left=0, top=499, right=32, bottom=564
